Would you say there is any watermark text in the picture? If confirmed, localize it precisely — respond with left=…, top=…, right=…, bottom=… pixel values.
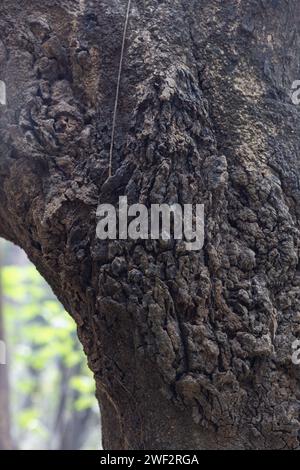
left=96, top=197, right=204, bottom=251
left=0, top=340, right=6, bottom=365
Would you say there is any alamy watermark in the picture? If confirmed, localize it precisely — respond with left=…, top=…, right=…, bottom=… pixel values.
left=291, top=80, right=300, bottom=105
left=96, top=197, right=204, bottom=251
left=0, top=80, right=6, bottom=106
left=0, top=340, right=6, bottom=365
left=292, top=339, right=300, bottom=366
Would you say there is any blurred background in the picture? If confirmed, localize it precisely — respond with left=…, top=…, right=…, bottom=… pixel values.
left=0, top=238, right=100, bottom=450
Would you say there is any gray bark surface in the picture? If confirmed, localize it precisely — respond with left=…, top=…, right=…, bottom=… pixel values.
left=1, top=0, right=300, bottom=449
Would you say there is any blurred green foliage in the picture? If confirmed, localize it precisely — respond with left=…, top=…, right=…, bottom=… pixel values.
left=2, top=256, right=100, bottom=449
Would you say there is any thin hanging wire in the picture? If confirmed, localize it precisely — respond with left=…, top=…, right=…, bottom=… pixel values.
left=108, top=0, right=132, bottom=177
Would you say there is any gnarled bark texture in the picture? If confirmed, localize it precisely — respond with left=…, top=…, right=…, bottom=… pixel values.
left=1, top=0, right=300, bottom=450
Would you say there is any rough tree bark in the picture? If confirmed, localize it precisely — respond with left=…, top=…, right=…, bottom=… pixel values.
left=0, top=0, right=300, bottom=450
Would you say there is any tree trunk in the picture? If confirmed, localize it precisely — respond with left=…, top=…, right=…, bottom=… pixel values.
left=0, top=0, right=300, bottom=450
